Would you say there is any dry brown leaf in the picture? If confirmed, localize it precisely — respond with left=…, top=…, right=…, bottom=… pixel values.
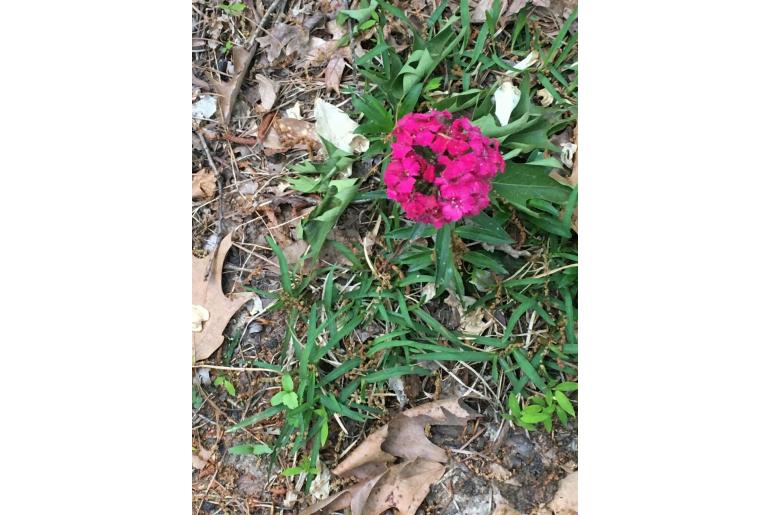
left=256, top=23, right=311, bottom=63
left=505, top=0, right=550, bottom=17
left=472, top=0, right=503, bottom=23
left=192, top=447, right=214, bottom=470
left=362, top=459, right=445, bottom=515
left=262, top=117, right=321, bottom=156
left=304, top=399, right=476, bottom=515
left=192, top=169, right=217, bottom=201
left=325, top=52, right=346, bottom=94
left=252, top=74, right=279, bottom=113
left=192, top=233, right=255, bottom=361
left=215, top=45, right=258, bottom=125
left=548, top=471, right=577, bottom=515
left=332, top=398, right=477, bottom=477
left=381, top=415, right=448, bottom=463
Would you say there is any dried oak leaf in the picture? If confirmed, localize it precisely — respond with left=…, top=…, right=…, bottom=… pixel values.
left=332, top=398, right=477, bottom=478
left=362, top=459, right=445, bottom=515
left=192, top=233, right=255, bottom=361
left=304, top=399, right=477, bottom=515
left=192, top=169, right=217, bottom=200
left=256, top=23, right=310, bottom=63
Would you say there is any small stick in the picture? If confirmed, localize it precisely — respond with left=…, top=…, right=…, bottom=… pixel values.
left=220, top=0, right=284, bottom=126
left=196, top=131, right=226, bottom=279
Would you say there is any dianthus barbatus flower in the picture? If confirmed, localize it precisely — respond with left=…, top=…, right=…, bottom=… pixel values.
left=383, top=110, right=505, bottom=228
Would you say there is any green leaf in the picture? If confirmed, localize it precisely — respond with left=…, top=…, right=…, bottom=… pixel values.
left=555, top=381, right=578, bottom=392
left=303, top=179, right=359, bottom=258
left=282, top=466, right=305, bottom=477
left=320, top=418, right=329, bottom=446
left=410, top=350, right=495, bottom=362
left=227, top=405, right=283, bottom=432
left=461, top=251, right=508, bottom=274
left=283, top=392, right=299, bottom=409
left=228, top=443, right=272, bottom=455
left=492, top=162, right=571, bottom=214
left=364, top=365, right=432, bottom=384
left=455, top=212, right=514, bottom=245
left=338, top=0, right=378, bottom=23
left=270, top=391, right=286, bottom=406
left=554, top=390, right=576, bottom=416
left=267, top=236, right=294, bottom=294
left=223, top=380, right=236, bottom=397
left=555, top=405, right=569, bottom=426
left=281, top=374, right=294, bottom=392
left=319, top=358, right=361, bottom=386
left=512, top=349, right=548, bottom=392
left=473, top=112, right=534, bottom=138
left=435, top=223, right=456, bottom=293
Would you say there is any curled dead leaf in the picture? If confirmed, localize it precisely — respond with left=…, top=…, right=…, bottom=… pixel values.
left=215, top=44, right=259, bottom=125
left=252, top=74, right=279, bottom=113
left=313, top=99, right=369, bottom=154
left=192, top=169, right=217, bottom=201
left=325, top=52, right=347, bottom=94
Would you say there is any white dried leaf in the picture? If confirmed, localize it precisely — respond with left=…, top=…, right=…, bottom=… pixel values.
left=248, top=296, right=264, bottom=315
left=388, top=376, right=408, bottom=408
left=283, top=489, right=299, bottom=508
left=309, top=464, right=331, bottom=501
left=537, top=88, right=554, bottom=107
left=513, top=50, right=539, bottom=71
left=285, top=101, right=302, bottom=119
left=421, top=282, right=437, bottom=303
left=313, top=98, right=370, bottom=154
left=493, top=81, right=521, bottom=126
left=560, top=142, right=577, bottom=168
left=481, top=242, right=531, bottom=259
left=460, top=308, right=491, bottom=336
left=471, top=0, right=494, bottom=23
left=192, top=304, right=210, bottom=332
left=192, top=95, right=217, bottom=119
left=196, top=367, right=211, bottom=385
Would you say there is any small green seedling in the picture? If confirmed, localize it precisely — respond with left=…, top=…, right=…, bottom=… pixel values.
left=219, top=2, right=246, bottom=15
left=228, top=443, right=272, bottom=456
left=214, top=375, right=236, bottom=397
left=270, top=375, right=299, bottom=409
left=282, top=457, right=319, bottom=477
left=506, top=382, right=577, bottom=432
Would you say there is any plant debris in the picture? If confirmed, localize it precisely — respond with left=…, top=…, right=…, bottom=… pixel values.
left=192, top=233, right=255, bottom=361
left=301, top=398, right=478, bottom=515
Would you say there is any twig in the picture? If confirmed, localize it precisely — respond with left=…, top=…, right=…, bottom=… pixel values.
left=196, top=131, right=226, bottom=279
left=220, top=0, right=284, bottom=126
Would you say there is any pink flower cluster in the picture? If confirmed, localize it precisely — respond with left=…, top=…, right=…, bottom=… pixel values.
left=384, top=110, right=505, bottom=228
